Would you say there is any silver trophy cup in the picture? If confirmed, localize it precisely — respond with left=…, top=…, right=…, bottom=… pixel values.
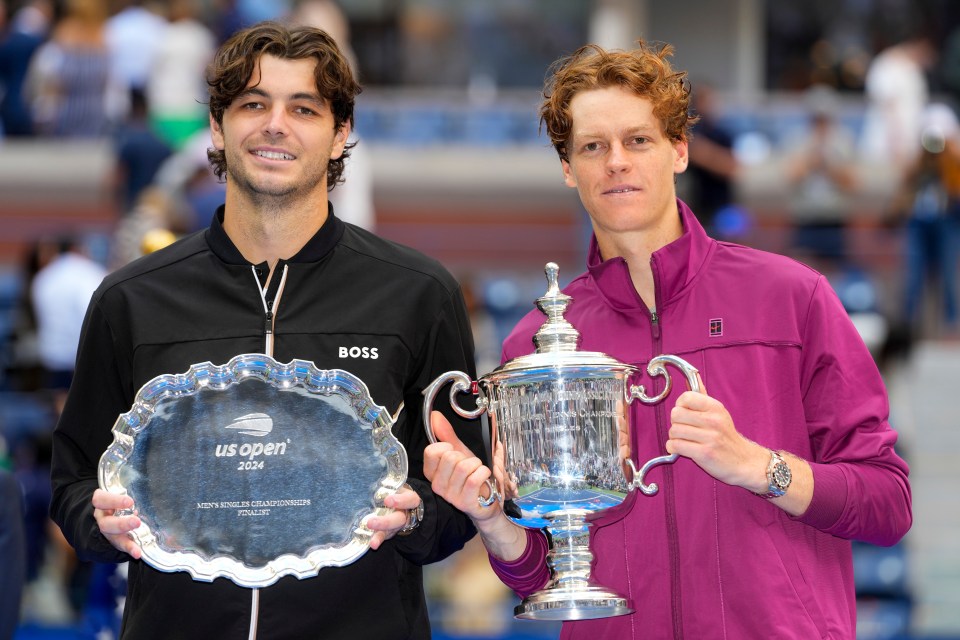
left=423, top=263, right=700, bottom=621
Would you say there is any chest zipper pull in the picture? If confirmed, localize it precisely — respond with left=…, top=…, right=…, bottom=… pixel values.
left=650, top=309, right=661, bottom=340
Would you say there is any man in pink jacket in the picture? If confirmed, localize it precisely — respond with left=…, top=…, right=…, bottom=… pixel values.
left=424, top=40, right=911, bottom=639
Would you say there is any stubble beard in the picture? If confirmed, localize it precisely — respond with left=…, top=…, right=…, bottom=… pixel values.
left=225, top=147, right=330, bottom=213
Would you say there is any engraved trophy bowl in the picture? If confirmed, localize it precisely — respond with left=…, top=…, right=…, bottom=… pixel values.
left=423, top=263, right=700, bottom=621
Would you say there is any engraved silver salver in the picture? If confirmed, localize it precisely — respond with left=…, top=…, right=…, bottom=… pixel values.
left=424, top=263, right=702, bottom=621
left=98, top=354, right=407, bottom=588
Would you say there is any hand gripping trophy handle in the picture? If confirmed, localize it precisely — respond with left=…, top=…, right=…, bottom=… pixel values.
left=422, top=371, right=501, bottom=507
left=626, top=354, right=702, bottom=496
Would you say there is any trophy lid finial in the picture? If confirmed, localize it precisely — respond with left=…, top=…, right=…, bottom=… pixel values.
left=533, top=262, right=581, bottom=353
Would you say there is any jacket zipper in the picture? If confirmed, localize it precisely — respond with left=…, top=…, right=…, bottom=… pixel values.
left=248, top=589, right=259, bottom=640
left=246, top=262, right=290, bottom=638
left=264, top=309, right=274, bottom=353
left=649, top=260, right=683, bottom=640
left=253, top=263, right=289, bottom=357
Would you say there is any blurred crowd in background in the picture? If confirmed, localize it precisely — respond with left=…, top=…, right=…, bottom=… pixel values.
left=1, top=0, right=959, bottom=639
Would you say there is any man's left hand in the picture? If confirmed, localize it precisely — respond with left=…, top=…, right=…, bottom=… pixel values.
left=365, top=485, right=422, bottom=549
left=665, top=386, right=768, bottom=492
left=666, top=383, right=814, bottom=516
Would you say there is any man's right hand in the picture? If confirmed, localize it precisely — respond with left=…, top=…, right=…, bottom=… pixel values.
left=92, top=488, right=143, bottom=559
left=423, top=411, right=528, bottom=562
left=424, top=411, right=500, bottom=522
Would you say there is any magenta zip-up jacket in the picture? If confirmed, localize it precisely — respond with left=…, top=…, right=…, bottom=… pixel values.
left=489, top=200, right=911, bottom=639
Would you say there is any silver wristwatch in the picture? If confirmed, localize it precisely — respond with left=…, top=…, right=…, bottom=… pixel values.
left=759, top=450, right=792, bottom=499
left=396, top=483, right=424, bottom=536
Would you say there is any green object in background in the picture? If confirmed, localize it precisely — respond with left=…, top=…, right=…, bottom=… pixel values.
left=151, top=115, right=209, bottom=150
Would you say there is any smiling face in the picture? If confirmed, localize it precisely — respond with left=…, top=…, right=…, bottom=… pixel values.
left=210, top=54, right=350, bottom=208
left=561, top=85, right=688, bottom=247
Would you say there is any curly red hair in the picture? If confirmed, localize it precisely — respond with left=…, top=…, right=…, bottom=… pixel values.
left=540, top=41, right=697, bottom=162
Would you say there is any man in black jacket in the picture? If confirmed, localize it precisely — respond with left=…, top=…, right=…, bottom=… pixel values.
left=50, top=21, right=484, bottom=639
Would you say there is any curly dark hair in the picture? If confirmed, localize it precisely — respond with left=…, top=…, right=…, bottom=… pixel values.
left=540, top=40, right=697, bottom=162
left=206, top=21, right=360, bottom=190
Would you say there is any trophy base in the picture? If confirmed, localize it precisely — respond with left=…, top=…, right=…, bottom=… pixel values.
left=514, top=585, right=633, bottom=621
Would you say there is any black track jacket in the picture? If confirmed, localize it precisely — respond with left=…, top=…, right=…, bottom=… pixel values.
left=50, top=206, right=484, bottom=639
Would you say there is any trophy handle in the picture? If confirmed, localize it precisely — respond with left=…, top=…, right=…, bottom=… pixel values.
left=421, top=371, right=500, bottom=507
left=628, top=355, right=701, bottom=496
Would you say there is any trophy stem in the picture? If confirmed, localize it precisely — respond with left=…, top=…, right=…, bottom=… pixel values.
left=514, top=511, right=633, bottom=621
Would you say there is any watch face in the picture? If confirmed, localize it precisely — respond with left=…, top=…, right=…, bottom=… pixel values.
left=772, top=461, right=792, bottom=489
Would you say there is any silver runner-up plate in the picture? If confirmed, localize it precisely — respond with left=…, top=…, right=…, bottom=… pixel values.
left=98, top=354, right=407, bottom=588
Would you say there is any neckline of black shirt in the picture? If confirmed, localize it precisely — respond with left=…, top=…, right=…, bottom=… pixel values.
left=204, top=202, right=346, bottom=270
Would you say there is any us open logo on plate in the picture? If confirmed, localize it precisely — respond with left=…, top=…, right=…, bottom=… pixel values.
left=216, top=413, right=288, bottom=462
left=225, top=413, right=273, bottom=437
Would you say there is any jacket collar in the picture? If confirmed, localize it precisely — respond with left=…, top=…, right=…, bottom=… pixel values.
left=585, top=198, right=715, bottom=311
left=205, top=202, right=346, bottom=265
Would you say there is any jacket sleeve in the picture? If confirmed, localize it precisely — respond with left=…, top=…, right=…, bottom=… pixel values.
left=793, top=276, right=912, bottom=546
left=390, top=284, right=484, bottom=564
left=487, top=528, right=550, bottom=598
left=49, top=294, right=134, bottom=563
